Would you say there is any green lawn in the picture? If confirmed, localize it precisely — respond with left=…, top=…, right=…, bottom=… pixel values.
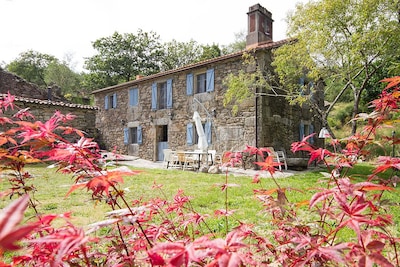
left=0, top=163, right=399, bottom=233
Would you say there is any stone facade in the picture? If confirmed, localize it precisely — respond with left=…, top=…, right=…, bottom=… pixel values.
left=93, top=44, right=322, bottom=162
left=92, top=4, right=324, bottom=164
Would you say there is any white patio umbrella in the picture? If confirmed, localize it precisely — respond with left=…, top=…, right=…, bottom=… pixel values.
left=193, top=111, right=208, bottom=151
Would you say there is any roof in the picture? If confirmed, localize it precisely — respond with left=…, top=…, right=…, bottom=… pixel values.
left=0, top=94, right=97, bottom=110
left=92, top=38, right=293, bottom=94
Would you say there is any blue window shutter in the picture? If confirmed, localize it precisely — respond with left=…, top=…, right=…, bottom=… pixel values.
left=129, top=89, right=134, bottom=106
left=309, top=124, right=314, bottom=144
left=137, top=126, right=142, bottom=145
left=206, top=68, right=214, bottom=92
left=123, top=128, right=129, bottom=144
left=166, top=79, right=173, bottom=108
left=187, top=123, right=193, bottom=145
left=186, top=74, right=193, bottom=95
left=113, top=93, right=117, bottom=108
left=299, top=122, right=305, bottom=141
left=151, top=83, right=157, bottom=110
left=205, top=121, right=212, bottom=145
left=104, top=95, right=109, bottom=110
left=129, top=88, right=138, bottom=106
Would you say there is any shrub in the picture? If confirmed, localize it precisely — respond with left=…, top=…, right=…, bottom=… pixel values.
left=0, top=76, right=399, bottom=266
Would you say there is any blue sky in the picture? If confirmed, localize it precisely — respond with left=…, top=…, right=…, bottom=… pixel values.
left=0, top=0, right=307, bottom=71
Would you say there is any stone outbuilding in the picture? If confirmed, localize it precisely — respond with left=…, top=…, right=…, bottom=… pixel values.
left=0, top=68, right=97, bottom=139
left=92, top=4, right=324, bottom=165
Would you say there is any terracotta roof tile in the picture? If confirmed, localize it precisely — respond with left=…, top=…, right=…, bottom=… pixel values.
left=0, top=94, right=97, bottom=110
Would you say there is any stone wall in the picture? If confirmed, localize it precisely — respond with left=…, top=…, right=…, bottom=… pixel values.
left=2, top=96, right=97, bottom=143
left=94, top=49, right=321, bottom=162
left=0, top=69, right=97, bottom=143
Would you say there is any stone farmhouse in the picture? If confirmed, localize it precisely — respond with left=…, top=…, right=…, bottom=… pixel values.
left=92, top=4, right=323, bottom=164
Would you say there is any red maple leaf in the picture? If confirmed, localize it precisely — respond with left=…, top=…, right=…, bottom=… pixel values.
left=66, top=167, right=140, bottom=197
left=380, top=76, right=400, bottom=90
left=308, top=148, right=334, bottom=164
left=0, top=195, right=39, bottom=250
left=291, top=133, right=316, bottom=153
left=254, top=155, right=282, bottom=175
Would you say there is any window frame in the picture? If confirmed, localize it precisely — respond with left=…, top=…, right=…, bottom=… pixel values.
left=158, top=81, right=167, bottom=110
left=195, top=72, right=207, bottom=94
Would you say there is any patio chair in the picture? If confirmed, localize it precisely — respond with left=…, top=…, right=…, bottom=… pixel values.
left=177, top=151, right=196, bottom=171
left=207, top=150, right=222, bottom=165
left=163, top=149, right=178, bottom=169
left=266, top=147, right=288, bottom=171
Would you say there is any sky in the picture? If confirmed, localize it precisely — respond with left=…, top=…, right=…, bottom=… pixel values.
left=0, top=0, right=307, bottom=71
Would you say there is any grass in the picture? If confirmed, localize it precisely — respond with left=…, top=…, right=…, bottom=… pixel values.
left=0, top=163, right=399, bottom=233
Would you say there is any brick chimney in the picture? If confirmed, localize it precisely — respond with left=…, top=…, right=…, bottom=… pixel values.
left=246, top=4, right=273, bottom=48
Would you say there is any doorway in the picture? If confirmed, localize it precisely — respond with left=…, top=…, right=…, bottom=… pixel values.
left=156, top=125, right=168, bottom=161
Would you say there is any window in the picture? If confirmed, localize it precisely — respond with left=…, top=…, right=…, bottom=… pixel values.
left=196, top=73, right=207, bottom=94
left=152, top=79, right=172, bottom=110
left=104, top=93, right=117, bottom=110
left=129, top=88, right=138, bottom=106
left=124, top=126, right=142, bottom=145
left=186, top=68, right=214, bottom=95
left=158, top=82, right=167, bottom=109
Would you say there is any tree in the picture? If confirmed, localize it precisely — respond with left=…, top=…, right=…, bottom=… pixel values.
left=160, top=39, right=203, bottom=71
left=6, top=50, right=58, bottom=88
left=272, top=0, right=400, bottom=135
left=44, top=61, right=82, bottom=97
left=83, top=30, right=164, bottom=90
left=198, top=43, right=221, bottom=61
left=160, top=40, right=222, bottom=71
left=221, top=30, right=246, bottom=55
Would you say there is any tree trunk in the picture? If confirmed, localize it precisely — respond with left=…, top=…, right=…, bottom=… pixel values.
left=351, top=89, right=362, bottom=135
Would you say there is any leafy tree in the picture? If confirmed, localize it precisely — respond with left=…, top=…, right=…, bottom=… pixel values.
left=6, top=50, right=57, bottom=88
left=223, top=52, right=271, bottom=115
left=272, top=0, right=400, bottom=135
left=160, top=39, right=203, bottom=71
left=83, top=30, right=164, bottom=90
left=198, top=43, right=221, bottom=61
left=160, top=40, right=222, bottom=71
left=221, top=30, right=246, bottom=55
left=44, top=61, right=83, bottom=97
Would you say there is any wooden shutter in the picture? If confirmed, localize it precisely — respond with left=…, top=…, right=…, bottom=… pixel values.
left=186, top=123, right=193, bottom=145
left=104, top=95, right=109, bottom=110
left=299, top=122, right=305, bottom=141
left=205, top=121, right=212, bottom=145
left=206, top=68, right=214, bottom=92
left=137, top=126, right=142, bottom=145
left=129, top=88, right=138, bottom=106
left=167, top=79, right=173, bottom=108
left=123, top=128, right=129, bottom=144
left=309, top=124, right=314, bottom=144
left=112, top=93, right=117, bottom=108
left=186, top=74, right=193, bottom=95
left=151, top=83, right=157, bottom=110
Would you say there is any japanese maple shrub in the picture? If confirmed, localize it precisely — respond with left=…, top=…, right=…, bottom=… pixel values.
left=0, top=76, right=398, bottom=266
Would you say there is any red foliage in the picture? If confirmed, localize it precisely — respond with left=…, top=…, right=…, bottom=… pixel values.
left=0, top=76, right=399, bottom=266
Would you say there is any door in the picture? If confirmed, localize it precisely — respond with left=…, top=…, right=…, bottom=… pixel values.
left=156, top=125, right=168, bottom=161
